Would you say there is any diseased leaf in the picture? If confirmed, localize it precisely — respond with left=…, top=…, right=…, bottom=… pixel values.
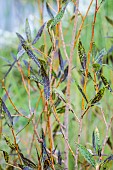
left=2, top=150, right=9, bottom=163
left=58, top=150, right=62, bottom=165
left=95, top=48, right=107, bottom=65
left=3, top=135, right=16, bottom=150
left=32, top=22, right=46, bottom=45
left=75, top=81, right=88, bottom=103
left=58, top=48, right=64, bottom=71
left=2, top=99, right=13, bottom=127
left=105, top=16, right=113, bottom=26
left=90, top=87, right=105, bottom=105
left=4, top=59, right=17, bottom=80
left=92, top=131, right=96, bottom=152
left=101, top=154, right=113, bottom=169
left=50, top=4, right=67, bottom=29
left=54, top=87, right=67, bottom=107
left=46, top=2, right=54, bottom=19
left=19, top=152, right=37, bottom=168
left=95, top=127, right=101, bottom=157
left=100, top=74, right=113, bottom=92
left=60, top=65, right=68, bottom=82
left=76, top=143, right=96, bottom=168
left=17, top=49, right=25, bottom=60
left=28, top=75, right=43, bottom=85
left=22, top=44, right=41, bottom=68
left=25, top=18, right=32, bottom=43
left=79, top=69, right=93, bottom=80
left=23, top=60, right=34, bottom=73
left=16, top=32, right=26, bottom=45
left=78, top=39, right=87, bottom=70
left=41, top=66, right=50, bottom=100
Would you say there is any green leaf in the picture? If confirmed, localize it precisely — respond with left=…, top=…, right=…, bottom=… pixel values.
left=94, top=127, right=101, bottom=156
left=25, top=18, right=32, bottom=43
left=90, top=87, right=105, bottom=105
left=75, top=80, right=88, bottom=103
left=76, top=143, right=96, bottom=168
left=100, top=74, right=113, bottom=92
left=92, top=63, right=101, bottom=72
left=78, top=39, right=87, bottom=70
left=50, top=4, right=67, bottom=29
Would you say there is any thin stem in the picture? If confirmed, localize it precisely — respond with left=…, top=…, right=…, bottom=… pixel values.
left=64, top=1, right=79, bottom=169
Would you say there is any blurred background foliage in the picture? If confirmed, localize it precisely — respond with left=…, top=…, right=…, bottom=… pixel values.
left=0, top=0, right=113, bottom=169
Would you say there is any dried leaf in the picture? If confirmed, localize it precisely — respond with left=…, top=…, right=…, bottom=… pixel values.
left=32, top=22, right=46, bottom=45
left=75, top=81, right=88, bottom=103
left=105, top=16, right=113, bottom=26
left=90, top=87, right=105, bottom=105
left=76, top=143, right=96, bottom=168
left=2, top=99, right=13, bottom=127
left=2, top=150, right=9, bottom=163
left=78, top=39, right=87, bottom=70
left=46, top=2, right=54, bottom=19
left=19, top=152, right=37, bottom=168
left=100, top=74, right=113, bottom=92
left=25, top=18, right=32, bottom=43
left=50, top=4, right=67, bottom=29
